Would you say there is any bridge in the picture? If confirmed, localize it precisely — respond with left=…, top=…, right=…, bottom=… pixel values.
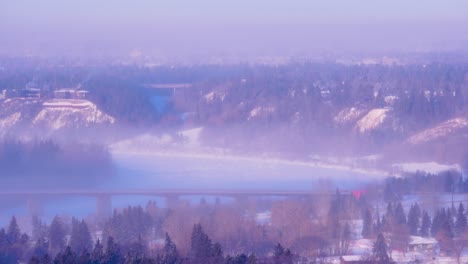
left=0, top=188, right=345, bottom=221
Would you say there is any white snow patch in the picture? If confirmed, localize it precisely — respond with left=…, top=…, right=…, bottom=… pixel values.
left=355, top=108, right=390, bottom=133
left=408, top=117, right=468, bottom=144
left=248, top=106, right=275, bottom=120
left=43, top=99, right=93, bottom=108
left=384, top=95, right=399, bottom=106
left=0, top=112, right=21, bottom=130
left=349, top=238, right=374, bottom=255
left=203, top=91, right=225, bottom=102
left=33, top=101, right=114, bottom=130
left=179, top=127, right=203, bottom=148
left=409, top=236, right=437, bottom=245
left=334, top=107, right=366, bottom=125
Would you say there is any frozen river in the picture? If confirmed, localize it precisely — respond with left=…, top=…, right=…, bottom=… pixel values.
left=109, top=152, right=382, bottom=190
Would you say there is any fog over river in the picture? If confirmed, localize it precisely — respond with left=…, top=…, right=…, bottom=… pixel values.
left=0, top=152, right=383, bottom=227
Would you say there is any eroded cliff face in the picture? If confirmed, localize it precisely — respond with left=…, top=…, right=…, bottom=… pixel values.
left=0, top=98, right=115, bottom=137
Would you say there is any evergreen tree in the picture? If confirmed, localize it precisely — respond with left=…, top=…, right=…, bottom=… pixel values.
left=49, top=216, right=66, bottom=254
left=273, top=243, right=284, bottom=259
left=31, top=238, right=49, bottom=260
left=372, top=233, right=391, bottom=263
left=54, top=246, right=77, bottom=264
left=125, top=235, right=147, bottom=263
left=273, top=243, right=293, bottom=264
left=407, top=203, right=421, bottom=235
left=6, top=216, right=21, bottom=245
left=162, top=233, right=180, bottom=264
left=190, top=224, right=213, bottom=263
left=247, top=253, right=257, bottom=264
left=362, top=208, right=373, bottom=238
left=212, top=242, right=224, bottom=263
left=69, top=219, right=92, bottom=254
left=432, top=208, right=444, bottom=236
left=455, top=202, right=467, bottom=236
left=31, top=216, right=48, bottom=242
left=77, top=249, right=91, bottom=263
left=444, top=208, right=455, bottom=238
left=90, top=239, right=105, bottom=264
left=394, top=202, right=406, bottom=225
left=420, top=211, right=431, bottom=237
left=226, top=254, right=248, bottom=264
left=103, top=236, right=124, bottom=264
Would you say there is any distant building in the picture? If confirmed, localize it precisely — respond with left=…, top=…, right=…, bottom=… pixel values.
left=76, top=90, right=89, bottom=99
left=408, top=236, right=438, bottom=253
left=4, top=89, right=19, bottom=98
left=54, top=89, right=76, bottom=99
left=54, top=89, right=90, bottom=99
left=1, top=88, right=42, bottom=99
left=21, top=88, right=41, bottom=98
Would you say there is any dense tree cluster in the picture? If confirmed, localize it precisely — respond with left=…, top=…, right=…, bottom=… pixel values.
left=2, top=215, right=297, bottom=264
left=0, top=139, right=113, bottom=189
left=383, top=170, right=468, bottom=201
left=2, top=60, right=468, bottom=158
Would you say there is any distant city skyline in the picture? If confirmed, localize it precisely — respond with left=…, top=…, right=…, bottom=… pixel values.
left=1, top=0, right=468, bottom=60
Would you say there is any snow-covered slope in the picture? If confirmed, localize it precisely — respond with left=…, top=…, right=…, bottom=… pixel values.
left=0, top=112, right=21, bottom=131
left=355, top=108, right=391, bottom=133
left=334, top=107, right=366, bottom=125
left=408, top=117, right=468, bottom=144
left=33, top=99, right=114, bottom=130
left=0, top=98, right=115, bottom=134
left=248, top=106, right=275, bottom=120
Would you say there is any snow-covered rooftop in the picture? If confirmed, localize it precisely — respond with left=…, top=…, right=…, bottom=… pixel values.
left=43, top=99, right=93, bottom=108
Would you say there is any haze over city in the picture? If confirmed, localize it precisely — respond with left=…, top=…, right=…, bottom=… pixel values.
left=1, top=1, right=468, bottom=264
left=1, top=0, right=468, bottom=60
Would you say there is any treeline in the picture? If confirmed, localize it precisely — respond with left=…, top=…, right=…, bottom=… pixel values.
left=3, top=61, right=468, bottom=130
left=361, top=200, right=468, bottom=262
left=1, top=215, right=297, bottom=264
left=84, top=74, right=160, bottom=126
left=383, top=170, right=468, bottom=201
left=33, top=191, right=368, bottom=260
left=171, top=62, right=468, bottom=156
left=2, top=215, right=395, bottom=264
left=0, top=139, right=113, bottom=189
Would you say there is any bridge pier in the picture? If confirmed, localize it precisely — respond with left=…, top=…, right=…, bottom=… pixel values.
left=165, top=194, right=180, bottom=208
left=235, top=195, right=257, bottom=218
left=96, top=194, right=112, bottom=221
left=26, top=197, right=43, bottom=218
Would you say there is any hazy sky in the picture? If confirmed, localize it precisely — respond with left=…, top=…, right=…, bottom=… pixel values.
left=1, top=0, right=467, bottom=60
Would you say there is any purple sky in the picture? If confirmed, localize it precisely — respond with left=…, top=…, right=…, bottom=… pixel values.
left=1, top=0, right=467, bottom=60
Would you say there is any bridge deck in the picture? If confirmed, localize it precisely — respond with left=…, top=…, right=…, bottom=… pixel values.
left=0, top=189, right=343, bottom=197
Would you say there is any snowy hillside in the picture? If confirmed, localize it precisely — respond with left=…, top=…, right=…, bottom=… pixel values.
left=0, top=98, right=115, bottom=134
left=408, top=117, right=468, bottom=144
left=334, top=107, right=366, bottom=125
left=33, top=99, right=114, bottom=130
left=355, top=108, right=394, bottom=133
